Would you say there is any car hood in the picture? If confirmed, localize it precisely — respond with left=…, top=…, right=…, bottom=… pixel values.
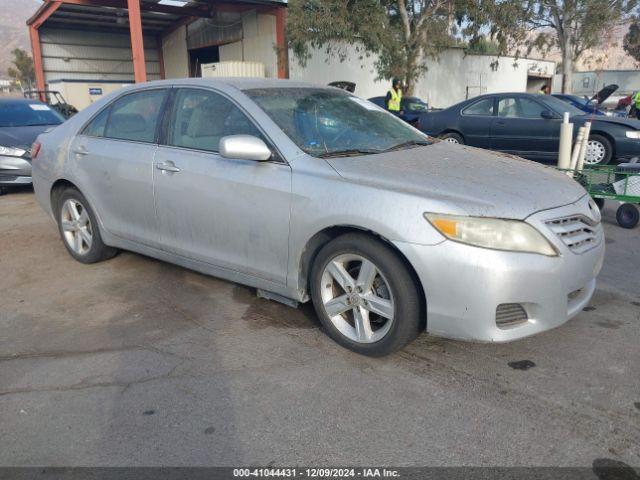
left=0, top=125, right=55, bottom=152
left=325, top=142, right=587, bottom=220
left=575, top=114, right=640, bottom=130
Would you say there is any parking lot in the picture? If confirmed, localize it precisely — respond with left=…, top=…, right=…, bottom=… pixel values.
left=1, top=187, right=639, bottom=467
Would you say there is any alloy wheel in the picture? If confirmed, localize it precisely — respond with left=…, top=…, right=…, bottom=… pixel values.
left=584, top=140, right=606, bottom=165
left=445, top=137, right=460, bottom=144
left=60, top=199, right=93, bottom=255
left=319, top=254, right=395, bottom=344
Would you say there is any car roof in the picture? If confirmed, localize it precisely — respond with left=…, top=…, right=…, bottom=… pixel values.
left=124, top=77, right=332, bottom=92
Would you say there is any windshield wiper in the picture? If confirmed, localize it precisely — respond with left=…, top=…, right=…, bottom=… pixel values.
left=316, top=148, right=382, bottom=158
left=382, top=140, right=431, bottom=152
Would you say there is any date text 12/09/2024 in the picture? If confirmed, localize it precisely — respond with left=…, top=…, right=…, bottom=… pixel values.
left=233, top=468, right=400, bottom=478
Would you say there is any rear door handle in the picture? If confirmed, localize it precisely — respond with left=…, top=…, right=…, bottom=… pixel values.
left=73, top=146, right=89, bottom=156
left=155, top=161, right=181, bottom=173
left=495, top=120, right=506, bottom=126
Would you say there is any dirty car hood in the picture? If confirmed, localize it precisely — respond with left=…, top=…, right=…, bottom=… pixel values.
left=325, top=142, right=587, bottom=220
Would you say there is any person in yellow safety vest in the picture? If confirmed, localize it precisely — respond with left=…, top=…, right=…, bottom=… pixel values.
left=632, top=91, right=640, bottom=118
left=386, top=78, right=403, bottom=114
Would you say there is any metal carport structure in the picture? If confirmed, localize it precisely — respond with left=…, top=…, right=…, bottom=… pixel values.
left=27, top=0, right=288, bottom=95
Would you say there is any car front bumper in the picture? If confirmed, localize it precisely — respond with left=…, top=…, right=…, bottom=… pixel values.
left=0, top=155, right=32, bottom=186
left=394, top=196, right=605, bottom=342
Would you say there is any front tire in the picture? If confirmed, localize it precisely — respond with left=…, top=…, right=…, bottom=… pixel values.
left=310, top=233, right=422, bottom=356
left=56, top=188, right=117, bottom=263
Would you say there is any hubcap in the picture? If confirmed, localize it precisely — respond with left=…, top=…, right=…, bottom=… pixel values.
left=585, top=140, right=606, bottom=165
left=445, top=137, right=459, bottom=144
left=60, top=199, right=93, bottom=255
left=320, top=254, right=394, bottom=344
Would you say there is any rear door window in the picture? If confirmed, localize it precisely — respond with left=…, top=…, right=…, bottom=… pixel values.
left=82, top=108, right=110, bottom=137
left=103, top=89, right=167, bottom=143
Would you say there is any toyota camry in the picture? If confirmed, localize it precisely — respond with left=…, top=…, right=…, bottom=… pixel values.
left=31, top=79, right=604, bottom=356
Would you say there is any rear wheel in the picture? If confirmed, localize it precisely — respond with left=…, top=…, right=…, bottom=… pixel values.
left=440, top=132, right=464, bottom=145
left=616, top=203, right=639, bottom=229
left=56, top=188, right=118, bottom=263
left=310, top=233, right=422, bottom=356
left=585, top=134, right=613, bottom=165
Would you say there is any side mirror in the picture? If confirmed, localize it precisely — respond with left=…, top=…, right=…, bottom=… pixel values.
left=540, top=110, right=557, bottom=120
left=219, top=135, right=272, bottom=161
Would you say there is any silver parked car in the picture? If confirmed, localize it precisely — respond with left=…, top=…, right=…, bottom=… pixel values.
left=32, top=79, right=605, bottom=356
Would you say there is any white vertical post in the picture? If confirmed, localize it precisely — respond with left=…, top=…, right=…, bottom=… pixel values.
left=570, top=126, right=586, bottom=171
left=558, top=112, right=573, bottom=169
left=576, top=121, right=592, bottom=172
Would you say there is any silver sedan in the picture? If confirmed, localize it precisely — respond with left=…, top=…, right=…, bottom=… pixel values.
left=32, top=78, right=604, bottom=356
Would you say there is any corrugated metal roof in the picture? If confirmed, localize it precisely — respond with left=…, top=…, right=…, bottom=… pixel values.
left=31, top=0, right=287, bottom=32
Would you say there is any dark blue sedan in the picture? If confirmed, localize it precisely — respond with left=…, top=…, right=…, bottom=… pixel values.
left=419, top=92, right=640, bottom=165
left=0, top=98, right=64, bottom=194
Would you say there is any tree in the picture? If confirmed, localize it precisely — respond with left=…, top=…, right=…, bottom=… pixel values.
left=465, top=36, right=501, bottom=55
left=519, top=0, right=637, bottom=93
left=623, top=19, right=640, bottom=62
left=7, top=48, right=35, bottom=89
left=286, top=0, right=454, bottom=94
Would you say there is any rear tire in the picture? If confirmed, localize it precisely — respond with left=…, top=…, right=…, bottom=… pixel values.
left=440, top=132, right=464, bottom=145
left=585, top=134, right=613, bottom=165
left=616, top=203, right=639, bottom=229
left=56, top=188, right=118, bottom=263
left=310, top=233, right=423, bottom=357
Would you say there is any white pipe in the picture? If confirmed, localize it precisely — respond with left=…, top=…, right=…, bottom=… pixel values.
left=570, top=126, right=585, bottom=171
left=558, top=112, right=573, bottom=169
left=576, top=121, right=592, bottom=172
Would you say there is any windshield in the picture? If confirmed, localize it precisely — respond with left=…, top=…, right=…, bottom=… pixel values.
left=565, top=95, right=589, bottom=107
left=0, top=102, right=64, bottom=127
left=245, top=88, right=430, bottom=157
left=541, top=96, right=585, bottom=116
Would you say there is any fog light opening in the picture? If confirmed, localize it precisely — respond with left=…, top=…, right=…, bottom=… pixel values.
left=496, top=303, right=529, bottom=328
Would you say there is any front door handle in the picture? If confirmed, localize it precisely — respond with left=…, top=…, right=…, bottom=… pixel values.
left=155, top=161, right=181, bottom=173
left=495, top=120, right=506, bottom=126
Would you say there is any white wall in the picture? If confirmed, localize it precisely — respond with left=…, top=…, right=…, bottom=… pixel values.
left=162, top=25, right=189, bottom=79
left=572, top=70, right=640, bottom=96
left=289, top=44, right=556, bottom=108
left=49, top=80, right=131, bottom=110
left=219, top=12, right=278, bottom=78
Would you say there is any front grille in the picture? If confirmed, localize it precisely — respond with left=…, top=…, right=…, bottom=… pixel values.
left=545, top=215, right=601, bottom=254
left=496, top=303, right=528, bottom=328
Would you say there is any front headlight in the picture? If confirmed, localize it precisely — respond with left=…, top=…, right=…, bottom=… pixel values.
left=424, top=213, right=558, bottom=256
left=625, top=131, right=640, bottom=139
left=0, top=145, right=27, bottom=157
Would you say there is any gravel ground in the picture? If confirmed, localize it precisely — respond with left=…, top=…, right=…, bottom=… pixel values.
left=1, top=188, right=639, bottom=468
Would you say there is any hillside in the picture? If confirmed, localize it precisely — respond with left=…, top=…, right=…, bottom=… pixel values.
left=0, top=0, right=41, bottom=79
left=523, top=21, right=640, bottom=72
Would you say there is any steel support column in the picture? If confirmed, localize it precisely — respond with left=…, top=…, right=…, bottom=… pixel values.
left=29, top=26, right=46, bottom=97
left=274, top=6, right=288, bottom=79
left=127, top=0, right=147, bottom=83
